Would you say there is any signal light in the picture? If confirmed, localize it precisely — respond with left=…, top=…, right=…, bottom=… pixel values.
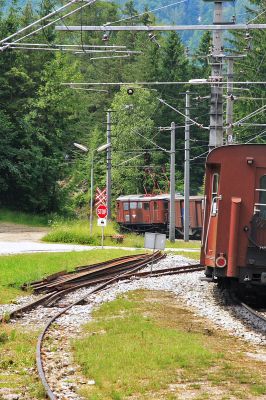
left=215, top=256, right=227, bottom=268
left=127, top=88, right=134, bottom=95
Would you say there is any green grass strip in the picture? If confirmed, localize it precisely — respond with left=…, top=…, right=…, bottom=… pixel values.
left=0, top=250, right=143, bottom=304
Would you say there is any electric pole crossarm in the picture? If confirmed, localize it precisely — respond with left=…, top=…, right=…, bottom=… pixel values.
left=55, top=24, right=266, bottom=31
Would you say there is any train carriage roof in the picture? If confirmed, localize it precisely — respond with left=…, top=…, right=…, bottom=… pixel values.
left=207, top=144, right=266, bottom=163
left=116, top=194, right=203, bottom=201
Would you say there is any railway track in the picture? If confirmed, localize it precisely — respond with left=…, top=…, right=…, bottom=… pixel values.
left=237, top=301, right=266, bottom=333
left=3, top=254, right=203, bottom=321
left=33, top=255, right=202, bottom=399
left=228, top=292, right=266, bottom=334
left=0, top=252, right=204, bottom=399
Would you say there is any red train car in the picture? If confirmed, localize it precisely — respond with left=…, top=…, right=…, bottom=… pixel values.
left=116, top=194, right=168, bottom=231
left=116, top=194, right=203, bottom=237
left=201, top=144, right=266, bottom=292
left=175, top=196, right=203, bottom=237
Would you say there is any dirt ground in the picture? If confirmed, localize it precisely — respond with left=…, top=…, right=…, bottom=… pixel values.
left=0, top=223, right=49, bottom=242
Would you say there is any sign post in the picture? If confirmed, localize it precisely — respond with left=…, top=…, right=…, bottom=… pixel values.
left=144, top=233, right=166, bottom=274
left=96, top=205, right=108, bottom=249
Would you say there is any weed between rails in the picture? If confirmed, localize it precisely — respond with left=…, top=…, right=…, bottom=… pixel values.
left=0, top=325, right=44, bottom=398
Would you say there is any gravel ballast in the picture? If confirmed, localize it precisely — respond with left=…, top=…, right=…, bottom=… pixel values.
left=1, top=254, right=266, bottom=400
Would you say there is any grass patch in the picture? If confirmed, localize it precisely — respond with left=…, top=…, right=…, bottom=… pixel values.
left=0, top=208, right=49, bottom=226
left=168, top=250, right=200, bottom=261
left=43, top=219, right=201, bottom=250
left=72, top=291, right=266, bottom=400
left=0, top=325, right=44, bottom=398
left=43, top=219, right=144, bottom=247
left=0, top=250, right=143, bottom=304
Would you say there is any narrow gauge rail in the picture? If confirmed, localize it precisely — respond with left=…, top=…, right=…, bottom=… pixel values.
left=2, top=254, right=203, bottom=321
left=229, top=292, right=266, bottom=334
left=3, top=252, right=163, bottom=321
left=237, top=300, right=266, bottom=332
left=34, top=256, right=202, bottom=399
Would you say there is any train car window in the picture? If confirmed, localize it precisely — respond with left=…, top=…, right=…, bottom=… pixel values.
left=154, top=202, right=158, bottom=210
left=123, top=202, right=129, bottom=211
left=164, top=202, right=168, bottom=210
left=138, top=202, right=143, bottom=209
left=211, top=173, right=219, bottom=215
left=144, top=202, right=150, bottom=210
left=259, top=175, right=266, bottom=218
left=130, top=202, right=137, bottom=209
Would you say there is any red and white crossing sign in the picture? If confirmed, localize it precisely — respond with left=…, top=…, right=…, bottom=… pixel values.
left=96, top=204, right=108, bottom=219
left=95, top=187, right=107, bottom=207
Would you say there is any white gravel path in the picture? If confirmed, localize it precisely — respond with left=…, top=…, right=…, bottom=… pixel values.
left=0, top=241, right=199, bottom=255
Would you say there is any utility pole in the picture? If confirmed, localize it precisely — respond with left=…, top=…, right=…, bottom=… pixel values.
left=184, top=91, right=190, bottom=242
left=208, top=0, right=225, bottom=149
left=90, top=151, right=94, bottom=234
left=169, top=121, right=176, bottom=243
left=106, top=110, right=112, bottom=219
left=225, top=57, right=234, bottom=143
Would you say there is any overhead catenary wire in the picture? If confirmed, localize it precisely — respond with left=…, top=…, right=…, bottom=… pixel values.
left=105, top=0, right=188, bottom=25
left=61, top=81, right=266, bottom=86
left=190, top=150, right=209, bottom=161
left=116, top=153, right=144, bottom=166
left=0, top=0, right=97, bottom=50
left=134, top=131, right=170, bottom=154
left=89, top=55, right=133, bottom=60
left=247, top=8, right=266, bottom=24
left=244, top=129, right=266, bottom=144
left=3, top=43, right=126, bottom=49
left=158, top=97, right=209, bottom=130
left=233, top=104, right=266, bottom=126
left=0, top=0, right=79, bottom=45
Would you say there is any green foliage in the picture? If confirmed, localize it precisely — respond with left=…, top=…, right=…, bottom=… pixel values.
left=229, top=0, right=266, bottom=144
left=0, top=0, right=254, bottom=215
left=0, top=208, right=49, bottom=225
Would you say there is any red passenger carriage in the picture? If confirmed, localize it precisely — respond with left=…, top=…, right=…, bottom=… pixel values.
left=201, top=144, right=266, bottom=292
left=116, top=194, right=203, bottom=237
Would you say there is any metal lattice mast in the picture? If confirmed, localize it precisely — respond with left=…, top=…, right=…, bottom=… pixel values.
left=207, top=0, right=225, bottom=148
left=106, top=110, right=112, bottom=219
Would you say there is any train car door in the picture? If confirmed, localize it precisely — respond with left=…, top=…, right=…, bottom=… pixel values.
left=252, top=168, right=266, bottom=247
left=204, top=171, right=220, bottom=266
left=143, top=201, right=151, bottom=224
left=152, top=200, right=159, bottom=223
left=123, top=201, right=130, bottom=224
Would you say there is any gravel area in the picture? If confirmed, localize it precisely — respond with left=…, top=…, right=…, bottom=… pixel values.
left=8, top=254, right=266, bottom=344
left=2, top=254, right=266, bottom=400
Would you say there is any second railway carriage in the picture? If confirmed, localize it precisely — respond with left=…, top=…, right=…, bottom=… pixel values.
left=116, top=194, right=169, bottom=232
left=201, top=144, right=266, bottom=293
left=116, top=194, right=203, bottom=237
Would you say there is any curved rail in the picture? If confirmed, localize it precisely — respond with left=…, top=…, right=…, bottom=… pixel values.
left=240, top=301, right=266, bottom=326
left=36, top=252, right=166, bottom=399
left=3, top=257, right=202, bottom=321
left=1, top=253, right=157, bottom=321
left=229, top=291, right=266, bottom=333
left=36, top=257, right=203, bottom=399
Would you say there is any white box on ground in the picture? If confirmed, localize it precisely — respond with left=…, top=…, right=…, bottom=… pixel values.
left=97, top=218, right=107, bottom=227
left=144, top=232, right=166, bottom=250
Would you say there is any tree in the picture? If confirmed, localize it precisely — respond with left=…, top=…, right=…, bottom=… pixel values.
left=111, top=87, right=159, bottom=195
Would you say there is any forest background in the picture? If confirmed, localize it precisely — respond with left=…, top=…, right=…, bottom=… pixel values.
left=0, top=0, right=264, bottom=216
